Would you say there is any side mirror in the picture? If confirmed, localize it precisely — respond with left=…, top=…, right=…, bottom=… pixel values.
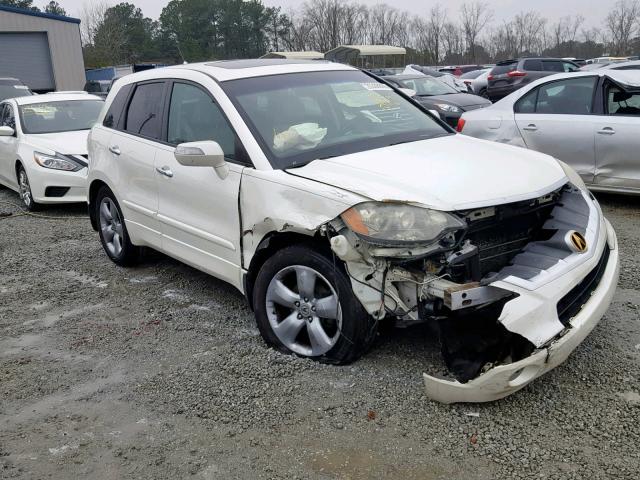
left=399, top=87, right=416, bottom=97
left=174, top=140, right=228, bottom=179
left=0, top=126, right=14, bottom=137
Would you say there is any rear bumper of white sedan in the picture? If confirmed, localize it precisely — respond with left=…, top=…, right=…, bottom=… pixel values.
left=423, top=220, right=619, bottom=404
left=29, top=165, right=88, bottom=204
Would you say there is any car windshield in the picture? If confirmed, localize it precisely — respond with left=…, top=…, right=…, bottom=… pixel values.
left=0, top=81, right=32, bottom=102
left=222, top=70, right=449, bottom=169
left=397, top=76, right=458, bottom=96
left=19, top=100, right=103, bottom=134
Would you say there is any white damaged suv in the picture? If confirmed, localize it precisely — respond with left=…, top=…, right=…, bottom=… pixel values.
left=87, top=60, right=619, bottom=403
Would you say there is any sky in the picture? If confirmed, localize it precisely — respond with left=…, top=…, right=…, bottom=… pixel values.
left=49, top=0, right=615, bottom=30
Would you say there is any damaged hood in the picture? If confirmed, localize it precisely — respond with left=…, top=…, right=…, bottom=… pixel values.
left=287, top=134, right=567, bottom=211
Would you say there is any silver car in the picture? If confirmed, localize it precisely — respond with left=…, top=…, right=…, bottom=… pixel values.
left=458, top=70, right=640, bottom=195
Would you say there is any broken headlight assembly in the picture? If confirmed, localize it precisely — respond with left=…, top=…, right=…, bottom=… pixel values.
left=341, top=202, right=465, bottom=246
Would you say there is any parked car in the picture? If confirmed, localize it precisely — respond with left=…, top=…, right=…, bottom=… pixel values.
left=87, top=60, right=618, bottom=403
left=487, top=58, right=580, bottom=102
left=384, top=74, right=491, bottom=127
left=0, top=92, right=103, bottom=209
left=0, top=77, right=32, bottom=102
left=601, top=60, right=640, bottom=71
left=459, top=68, right=491, bottom=95
left=438, top=65, right=483, bottom=77
left=459, top=69, right=640, bottom=195
left=83, top=80, right=111, bottom=99
left=403, top=65, right=468, bottom=92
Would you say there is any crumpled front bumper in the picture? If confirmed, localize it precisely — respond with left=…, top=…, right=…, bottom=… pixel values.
left=423, top=219, right=619, bottom=404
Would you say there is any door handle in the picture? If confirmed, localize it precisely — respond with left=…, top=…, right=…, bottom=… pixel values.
left=156, top=166, right=173, bottom=178
left=597, top=127, right=615, bottom=135
left=109, top=145, right=121, bottom=155
left=522, top=124, right=538, bottom=131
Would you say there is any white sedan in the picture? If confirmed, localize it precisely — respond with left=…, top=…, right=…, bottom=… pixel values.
left=88, top=60, right=618, bottom=403
left=458, top=69, right=640, bottom=194
left=0, top=92, right=104, bottom=209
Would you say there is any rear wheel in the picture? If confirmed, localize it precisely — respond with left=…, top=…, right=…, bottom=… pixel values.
left=17, top=165, right=38, bottom=211
left=479, top=88, right=489, bottom=99
left=96, top=186, right=139, bottom=266
left=253, top=244, right=377, bottom=364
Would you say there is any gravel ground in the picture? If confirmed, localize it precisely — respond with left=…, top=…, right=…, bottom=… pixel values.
left=0, top=187, right=639, bottom=480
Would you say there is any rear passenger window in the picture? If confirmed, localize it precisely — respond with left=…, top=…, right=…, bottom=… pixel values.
left=124, top=82, right=165, bottom=139
left=103, top=84, right=132, bottom=129
left=519, top=77, right=597, bottom=115
left=167, top=82, right=237, bottom=159
left=542, top=61, right=564, bottom=72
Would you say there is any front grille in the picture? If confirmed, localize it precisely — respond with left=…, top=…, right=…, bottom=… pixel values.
left=461, top=197, right=560, bottom=277
left=557, top=246, right=610, bottom=325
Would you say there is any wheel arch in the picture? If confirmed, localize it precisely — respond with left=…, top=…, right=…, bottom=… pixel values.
left=244, top=230, right=333, bottom=311
left=88, top=179, right=110, bottom=231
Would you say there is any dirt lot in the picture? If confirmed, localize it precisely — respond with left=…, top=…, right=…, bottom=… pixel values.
left=0, top=186, right=639, bottom=480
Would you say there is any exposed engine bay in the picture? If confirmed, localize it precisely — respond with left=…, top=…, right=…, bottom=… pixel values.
left=327, top=183, right=591, bottom=384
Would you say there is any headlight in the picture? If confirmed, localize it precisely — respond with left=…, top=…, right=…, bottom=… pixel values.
left=34, top=152, right=83, bottom=172
left=341, top=202, right=466, bottom=245
left=433, top=103, right=461, bottom=113
left=557, top=160, right=587, bottom=191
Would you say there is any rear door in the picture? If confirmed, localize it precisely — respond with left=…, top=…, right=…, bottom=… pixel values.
left=514, top=76, right=598, bottom=183
left=594, top=82, right=640, bottom=191
left=109, top=81, right=168, bottom=248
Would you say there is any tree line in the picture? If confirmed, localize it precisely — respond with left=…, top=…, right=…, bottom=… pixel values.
left=3, top=0, right=640, bottom=68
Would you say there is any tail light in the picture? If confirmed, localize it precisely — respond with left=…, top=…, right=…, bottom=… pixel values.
left=507, top=70, right=527, bottom=78
left=456, top=118, right=466, bottom=132
left=487, top=74, right=494, bottom=81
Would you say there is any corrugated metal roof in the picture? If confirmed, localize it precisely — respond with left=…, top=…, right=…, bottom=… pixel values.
left=0, top=5, right=80, bottom=24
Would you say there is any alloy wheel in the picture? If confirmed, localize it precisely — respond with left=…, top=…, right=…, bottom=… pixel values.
left=99, top=197, right=124, bottom=257
left=265, top=265, right=342, bottom=357
left=18, top=169, right=32, bottom=208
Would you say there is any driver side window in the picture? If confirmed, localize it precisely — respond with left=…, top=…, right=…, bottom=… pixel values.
left=0, top=103, right=15, bottom=130
left=167, top=82, right=237, bottom=160
left=607, top=85, right=640, bottom=115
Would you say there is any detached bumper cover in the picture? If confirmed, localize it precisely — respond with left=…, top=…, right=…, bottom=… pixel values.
left=423, top=220, right=619, bottom=404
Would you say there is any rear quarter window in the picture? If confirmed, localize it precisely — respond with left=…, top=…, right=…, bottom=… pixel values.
left=491, top=62, right=518, bottom=75
left=103, top=83, right=132, bottom=129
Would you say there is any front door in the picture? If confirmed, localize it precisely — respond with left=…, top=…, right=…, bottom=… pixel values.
left=0, top=103, right=19, bottom=188
left=155, top=81, right=245, bottom=287
left=594, top=83, right=640, bottom=192
left=514, top=76, right=598, bottom=184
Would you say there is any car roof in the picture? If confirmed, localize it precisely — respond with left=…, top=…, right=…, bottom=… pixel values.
left=13, top=92, right=103, bottom=105
left=119, top=59, right=357, bottom=84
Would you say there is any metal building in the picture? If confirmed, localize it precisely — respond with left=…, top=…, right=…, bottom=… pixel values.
left=0, top=5, right=85, bottom=92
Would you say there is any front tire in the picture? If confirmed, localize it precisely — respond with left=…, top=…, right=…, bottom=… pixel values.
left=253, top=244, right=377, bottom=365
left=17, top=164, right=38, bottom=211
left=96, top=186, right=139, bottom=266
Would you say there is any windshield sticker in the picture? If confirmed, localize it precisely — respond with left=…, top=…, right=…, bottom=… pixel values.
left=361, top=82, right=392, bottom=91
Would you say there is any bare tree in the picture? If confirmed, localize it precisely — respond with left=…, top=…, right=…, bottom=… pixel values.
left=460, top=1, right=493, bottom=63
left=80, top=0, right=111, bottom=47
left=604, top=0, right=640, bottom=55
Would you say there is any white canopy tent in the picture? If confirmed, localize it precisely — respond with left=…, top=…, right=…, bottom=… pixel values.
left=324, top=45, right=406, bottom=67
